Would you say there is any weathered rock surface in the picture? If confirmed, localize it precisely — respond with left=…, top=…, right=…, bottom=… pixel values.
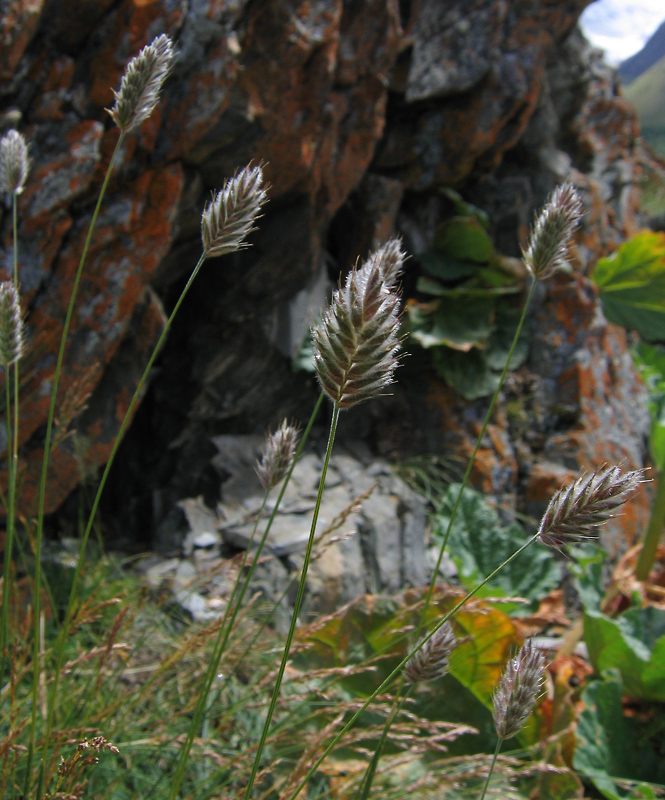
left=0, top=0, right=652, bottom=567
left=140, top=439, right=427, bottom=618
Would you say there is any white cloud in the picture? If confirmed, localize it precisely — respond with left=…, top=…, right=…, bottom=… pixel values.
left=580, top=1, right=665, bottom=64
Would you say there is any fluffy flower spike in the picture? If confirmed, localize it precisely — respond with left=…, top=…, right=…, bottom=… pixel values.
left=256, top=420, right=300, bottom=491
left=405, top=622, right=457, bottom=684
left=492, top=640, right=546, bottom=740
left=538, top=464, right=643, bottom=550
left=201, top=164, right=268, bottom=258
left=0, top=282, right=24, bottom=367
left=312, top=241, right=403, bottom=409
left=522, top=183, right=583, bottom=279
left=108, top=34, right=174, bottom=132
left=371, top=237, right=405, bottom=289
left=0, top=129, right=29, bottom=197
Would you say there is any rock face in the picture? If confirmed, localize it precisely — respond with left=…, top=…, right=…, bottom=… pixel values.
left=0, top=0, right=651, bottom=562
left=145, top=437, right=427, bottom=618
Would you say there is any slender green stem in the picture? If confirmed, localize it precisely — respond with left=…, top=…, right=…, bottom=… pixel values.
left=166, top=491, right=270, bottom=800
left=424, top=278, right=536, bottom=618
left=243, top=403, right=340, bottom=800
left=0, top=194, right=20, bottom=691
left=12, top=191, right=19, bottom=475
left=168, top=396, right=324, bottom=800
left=479, top=737, right=502, bottom=800
left=0, top=373, right=14, bottom=690
left=116, top=396, right=322, bottom=767
left=218, top=392, right=324, bottom=654
left=286, top=531, right=539, bottom=800
left=353, top=277, right=537, bottom=800
left=42, top=250, right=207, bottom=779
left=355, top=679, right=412, bottom=800
left=635, top=467, right=665, bottom=581
left=25, top=130, right=127, bottom=798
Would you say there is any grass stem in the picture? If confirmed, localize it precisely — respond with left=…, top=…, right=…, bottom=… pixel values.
left=352, top=277, right=537, bottom=800
left=478, top=737, right=502, bottom=800
left=0, top=193, right=20, bottom=692
left=243, top=402, right=340, bottom=800
left=286, top=531, right=539, bottom=800
left=26, top=129, right=123, bottom=796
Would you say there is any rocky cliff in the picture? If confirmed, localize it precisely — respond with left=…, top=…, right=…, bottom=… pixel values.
left=0, top=0, right=652, bottom=558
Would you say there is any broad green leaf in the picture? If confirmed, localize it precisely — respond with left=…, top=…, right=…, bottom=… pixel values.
left=432, top=484, right=561, bottom=615
left=583, top=605, right=665, bottom=701
left=569, top=543, right=607, bottom=612
left=484, top=305, right=529, bottom=371
left=574, top=673, right=665, bottom=799
left=439, top=187, right=490, bottom=230
left=592, top=230, right=665, bottom=342
left=406, top=295, right=495, bottom=351
left=419, top=251, right=481, bottom=282
left=421, top=305, right=529, bottom=398
left=477, top=264, right=520, bottom=289
left=433, top=216, right=495, bottom=263
left=291, top=588, right=520, bottom=713
left=432, top=347, right=500, bottom=399
left=415, top=282, right=515, bottom=300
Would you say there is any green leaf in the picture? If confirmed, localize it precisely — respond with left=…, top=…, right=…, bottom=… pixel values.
left=432, top=484, right=561, bottom=615
left=574, top=673, right=665, bottom=799
left=583, top=605, right=665, bottom=701
left=439, top=187, right=490, bottom=230
left=419, top=251, right=481, bottom=282
left=406, top=295, right=495, bottom=351
left=592, top=230, right=665, bottom=342
left=433, top=216, right=495, bottom=263
left=290, top=588, right=522, bottom=754
left=432, top=347, right=500, bottom=399
left=484, top=306, right=529, bottom=371
left=476, top=264, right=520, bottom=289
left=569, top=543, right=607, bottom=612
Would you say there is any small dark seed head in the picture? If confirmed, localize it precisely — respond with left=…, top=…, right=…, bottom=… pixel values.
left=538, top=465, right=643, bottom=550
left=522, top=183, right=583, bottom=280
left=256, top=420, right=300, bottom=491
left=405, top=622, right=457, bottom=684
left=201, top=164, right=268, bottom=258
left=492, top=640, right=546, bottom=740
left=312, top=241, right=403, bottom=409
left=108, top=34, right=174, bottom=132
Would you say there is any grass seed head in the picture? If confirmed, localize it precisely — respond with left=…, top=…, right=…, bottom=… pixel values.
left=371, top=237, right=406, bottom=289
left=201, top=163, right=268, bottom=258
left=492, top=640, right=546, bottom=740
left=0, top=281, right=24, bottom=367
left=108, top=34, right=174, bottom=132
left=312, top=241, right=403, bottom=409
left=0, top=129, right=29, bottom=197
left=537, top=464, right=643, bottom=550
left=256, top=419, right=300, bottom=490
left=405, top=622, right=457, bottom=684
left=522, top=183, right=583, bottom=279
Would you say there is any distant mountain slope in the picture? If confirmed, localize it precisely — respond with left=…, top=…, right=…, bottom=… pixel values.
left=619, top=18, right=665, bottom=85
left=624, top=54, right=665, bottom=155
